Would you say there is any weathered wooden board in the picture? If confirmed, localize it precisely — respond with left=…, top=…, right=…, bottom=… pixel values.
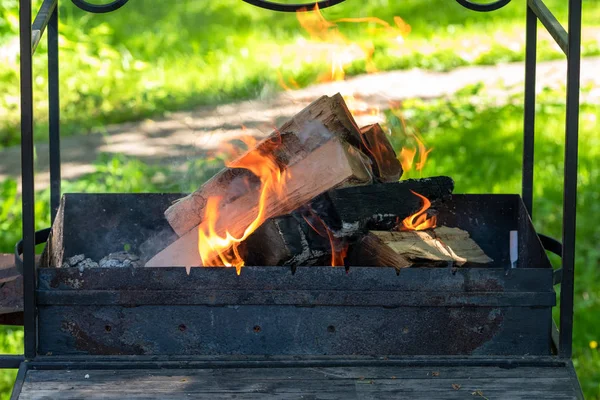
left=16, top=365, right=582, bottom=399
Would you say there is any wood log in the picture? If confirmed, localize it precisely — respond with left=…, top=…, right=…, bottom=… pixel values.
left=345, top=233, right=412, bottom=271
left=370, top=227, right=494, bottom=266
left=240, top=214, right=332, bottom=267
left=240, top=177, right=454, bottom=267
left=145, top=138, right=372, bottom=268
left=164, top=93, right=365, bottom=237
left=308, top=176, right=454, bottom=234
left=359, top=124, right=402, bottom=183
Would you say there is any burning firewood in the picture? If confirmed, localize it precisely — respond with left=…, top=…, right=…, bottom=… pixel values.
left=147, top=93, right=405, bottom=271
left=145, top=136, right=373, bottom=269
left=240, top=177, right=454, bottom=267
left=164, top=93, right=373, bottom=238
left=364, top=227, right=494, bottom=266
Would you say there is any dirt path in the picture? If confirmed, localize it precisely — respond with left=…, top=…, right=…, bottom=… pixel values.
left=1, top=57, right=599, bottom=189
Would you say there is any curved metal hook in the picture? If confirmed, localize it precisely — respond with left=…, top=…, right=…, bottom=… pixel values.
left=456, top=0, right=511, bottom=12
left=241, top=0, right=346, bottom=12
left=71, top=0, right=130, bottom=13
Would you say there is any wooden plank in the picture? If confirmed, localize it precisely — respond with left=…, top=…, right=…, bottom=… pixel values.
left=17, top=366, right=581, bottom=400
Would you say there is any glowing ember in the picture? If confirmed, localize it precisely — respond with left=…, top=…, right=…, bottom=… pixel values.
left=197, top=133, right=287, bottom=275
left=401, top=190, right=437, bottom=231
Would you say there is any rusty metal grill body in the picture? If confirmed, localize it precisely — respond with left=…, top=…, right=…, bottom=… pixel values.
left=35, top=193, right=554, bottom=357
left=6, top=0, right=584, bottom=398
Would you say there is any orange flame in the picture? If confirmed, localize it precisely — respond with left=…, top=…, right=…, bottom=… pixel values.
left=198, top=133, right=287, bottom=275
left=399, top=134, right=432, bottom=173
left=401, top=190, right=437, bottom=231
left=302, top=211, right=348, bottom=267
left=278, top=5, right=410, bottom=102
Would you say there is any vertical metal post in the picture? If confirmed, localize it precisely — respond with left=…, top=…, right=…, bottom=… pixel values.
left=522, top=4, right=537, bottom=216
left=48, top=5, right=60, bottom=222
left=19, top=0, right=37, bottom=359
left=559, top=0, right=582, bottom=359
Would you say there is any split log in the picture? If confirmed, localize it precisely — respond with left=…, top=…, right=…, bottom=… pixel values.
left=359, top=124, right=402, bottom=183
left=369, top=227, right=493, bottom=266
left=145, top=137, right=372, bottom=267
left=345, top=233, right=412, bottom=271
left=240, top=177, right=454, bottom=267
left=164, top=93, right=366, bottom=238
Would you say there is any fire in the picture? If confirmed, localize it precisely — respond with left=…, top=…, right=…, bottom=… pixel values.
left=401, top=190, right=437, bottom=231
left=399, top=134, right=432, bottom=173
left=302, top=210, right=348, bottom=267
left=198, top=133, right=287, bottom=275
left=278, top=5, right=409, bottom=118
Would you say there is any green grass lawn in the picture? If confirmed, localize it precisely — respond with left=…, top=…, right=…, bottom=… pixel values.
left=0, top=86, right=598, bottom=398
left=1, top=0, right=600, bottom=147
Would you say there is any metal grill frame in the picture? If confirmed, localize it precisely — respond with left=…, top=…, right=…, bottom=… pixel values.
left=4, top=0, right=582, bottom=376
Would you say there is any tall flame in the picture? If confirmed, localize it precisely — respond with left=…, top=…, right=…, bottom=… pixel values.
left=401, top=190, right=437, bottom=231
left=278, top=5, right=410, bottom=118
left=198, top=132, right=287, bottom=275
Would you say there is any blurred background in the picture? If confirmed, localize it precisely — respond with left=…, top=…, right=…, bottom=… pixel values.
left=0, top=0, right=599, bottom=398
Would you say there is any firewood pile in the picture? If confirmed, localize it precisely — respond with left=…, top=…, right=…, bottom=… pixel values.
left=146, top=94, right=492, bottom=272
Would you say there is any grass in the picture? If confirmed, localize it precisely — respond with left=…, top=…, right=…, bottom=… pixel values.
left=0, top=86, right=598, bottom=398
left=1, top=0, right=600, bottom=147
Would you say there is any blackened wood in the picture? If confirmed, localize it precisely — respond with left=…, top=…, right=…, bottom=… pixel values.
left=322, top=176, right=454, bottom=232
left=359, top=123, right=402, bottom=182
left=241, top=177, right=453, bottom=266
left=345, top=233, right=411, bottom=271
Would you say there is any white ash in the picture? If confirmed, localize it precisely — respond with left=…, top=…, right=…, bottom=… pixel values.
left=61, top=254, right=98, bottom=270
left=60, top=251, right=141, bottom=269
left=99, top=251, right=141, bottom=268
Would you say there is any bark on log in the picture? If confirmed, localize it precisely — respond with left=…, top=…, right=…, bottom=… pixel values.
left=370, top=227, right=494, bottom=266
left=359, top=124, right=402, bottom=183
left=145, top=138, right=372, bottom=268
left=164, top=93, right=365, bottom=237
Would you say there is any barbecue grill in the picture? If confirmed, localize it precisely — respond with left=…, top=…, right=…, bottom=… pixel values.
left=2, top=0, right=585, bottom=398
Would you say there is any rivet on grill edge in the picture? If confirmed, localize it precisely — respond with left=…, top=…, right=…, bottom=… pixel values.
left=179, top=324, right=186, bottom=332
left=253, top=325, right=261, bottom=333
left=327, top=325, right=336, bottom=333
left=104, top=325, right=112, bottom=332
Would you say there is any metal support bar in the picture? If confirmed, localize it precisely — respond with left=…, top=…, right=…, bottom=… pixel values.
left=31, top=0, right=57, bottom=55
left=9, top=362, right=28, bottom=400
left=528, top=0, right=568, bottom=55
left=48, top=6, right=60, bottom=222
left=522, top=4, right=537, bottom=215
left=19, top=0, right=38, bottom=360
left=559, top=0, right=582, bottom=359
